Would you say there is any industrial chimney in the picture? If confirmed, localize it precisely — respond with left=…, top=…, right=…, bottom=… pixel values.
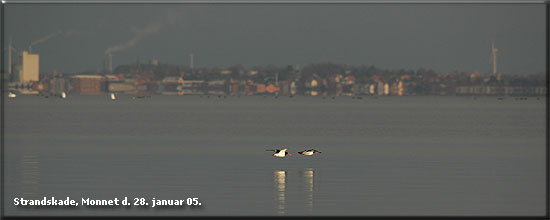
left=189, top=50, right=194, bottom=69
left=108, top=53, right=113, bottom=73
left=491, top=41, right=498, bottom=77
left=8, top=36, right=12, bottom=76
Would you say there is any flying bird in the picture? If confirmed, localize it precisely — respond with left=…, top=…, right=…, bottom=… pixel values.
left=266, top=148, right=291, bottom=158
left=298, top=149, right=322, bottom=156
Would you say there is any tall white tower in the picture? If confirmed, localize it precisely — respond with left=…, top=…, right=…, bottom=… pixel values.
left=491, top=41, right=498, bottom=76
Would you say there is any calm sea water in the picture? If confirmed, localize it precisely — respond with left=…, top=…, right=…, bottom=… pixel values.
left=3, top=95, right=546, bottom=216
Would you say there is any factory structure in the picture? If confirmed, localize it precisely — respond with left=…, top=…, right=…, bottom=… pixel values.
left=6, top=36, right=40, bottom=84
left=6, top=44, right=41, bottom=94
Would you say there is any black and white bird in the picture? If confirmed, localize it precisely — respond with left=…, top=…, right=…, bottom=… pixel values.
left=266, top=148, right=291, bottom=158
left=298, top=149, right=322, bottom=156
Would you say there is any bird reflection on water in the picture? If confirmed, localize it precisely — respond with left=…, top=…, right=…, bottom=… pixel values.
left=274, top=170, right=286, bottom=215
left=273, top=168, right=315, bottom=215
left=302, top=168, right=314, bottom=213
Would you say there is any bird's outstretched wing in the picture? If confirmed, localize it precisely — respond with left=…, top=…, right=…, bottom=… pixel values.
left=298, top=150, right=305, bottom=154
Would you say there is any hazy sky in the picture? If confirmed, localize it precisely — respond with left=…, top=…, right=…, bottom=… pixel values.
left=2, top=2, right=546, bottom=75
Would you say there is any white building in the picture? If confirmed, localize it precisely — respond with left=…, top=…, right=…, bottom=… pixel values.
left=18, top=51, right=39, bottom=83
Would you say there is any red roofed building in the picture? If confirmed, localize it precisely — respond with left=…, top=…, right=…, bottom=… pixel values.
left=266, top=84, right=280, bottom=93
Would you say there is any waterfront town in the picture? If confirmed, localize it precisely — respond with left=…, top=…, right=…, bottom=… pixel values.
left=4, top=50, right=546, bottom=98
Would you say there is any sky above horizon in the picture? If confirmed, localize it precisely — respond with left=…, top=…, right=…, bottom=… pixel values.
left=2, top=2, right=546, bottom=75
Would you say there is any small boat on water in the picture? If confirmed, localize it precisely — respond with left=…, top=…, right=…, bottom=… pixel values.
left=110, top=93, right=116, bottom=100
left=8, top=91, right=16, bottom=98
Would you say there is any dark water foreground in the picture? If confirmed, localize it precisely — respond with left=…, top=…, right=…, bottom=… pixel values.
left=3, top=95, right=546, bottom=216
